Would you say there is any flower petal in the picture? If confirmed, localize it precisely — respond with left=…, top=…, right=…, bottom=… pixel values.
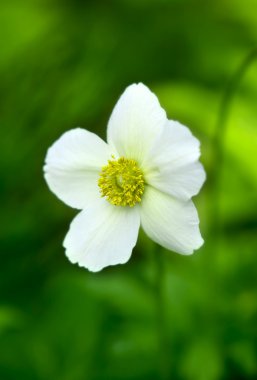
left=107, top=83, right=167, bottom=165
left=63, top=199, right=140, bottom=272
left=140, top=186, right=203, bottom=254
left=44, top=128, right=112, bottom=209
left=145, top=120, right=206, bottom=200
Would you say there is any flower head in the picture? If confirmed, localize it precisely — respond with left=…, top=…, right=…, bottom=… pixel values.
left=44, top=83, right=206, bottom=272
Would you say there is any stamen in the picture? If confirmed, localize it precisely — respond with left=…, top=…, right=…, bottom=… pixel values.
left=98, top=157, right=145, bottom=207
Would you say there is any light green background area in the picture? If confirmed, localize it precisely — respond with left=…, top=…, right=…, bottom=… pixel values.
left=1, top=0, right=257, bottom=379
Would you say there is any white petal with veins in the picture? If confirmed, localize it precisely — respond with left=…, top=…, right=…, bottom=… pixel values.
left=44, top=128, right=112, bottom=209
left=140, top=186, right=203, bottom=254
left=64, top=199, right=140, bottom=272
left=107, top=83, right=167, bottom=166
left=145, top=120, right=205, bottom=200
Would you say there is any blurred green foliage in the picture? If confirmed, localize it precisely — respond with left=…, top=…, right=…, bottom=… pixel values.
left=1, top=0, right=257, bottom=379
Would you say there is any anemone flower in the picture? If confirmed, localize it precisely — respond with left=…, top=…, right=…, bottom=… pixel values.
left=44, top=83, right=205, bottom=271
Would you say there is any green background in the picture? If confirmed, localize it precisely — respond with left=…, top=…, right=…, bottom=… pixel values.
left=1, top=0, right=257, bottom=379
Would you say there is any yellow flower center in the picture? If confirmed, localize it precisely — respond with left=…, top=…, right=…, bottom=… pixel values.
left=98, top=157, right=145, bottom=207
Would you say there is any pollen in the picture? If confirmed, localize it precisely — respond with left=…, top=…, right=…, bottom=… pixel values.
left=98, top=157, right=145, bottom=207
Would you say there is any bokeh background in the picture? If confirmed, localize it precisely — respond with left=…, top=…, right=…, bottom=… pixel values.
left=1, top=0, right=257, bottom=379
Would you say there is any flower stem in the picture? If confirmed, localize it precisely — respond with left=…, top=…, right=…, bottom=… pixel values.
left=153, top=243, right=170, bottom=380
left=211, top=47, right=257, bottom=235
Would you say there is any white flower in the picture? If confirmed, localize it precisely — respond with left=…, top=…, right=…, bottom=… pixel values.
left=44, top=83, right=206, bottom=272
